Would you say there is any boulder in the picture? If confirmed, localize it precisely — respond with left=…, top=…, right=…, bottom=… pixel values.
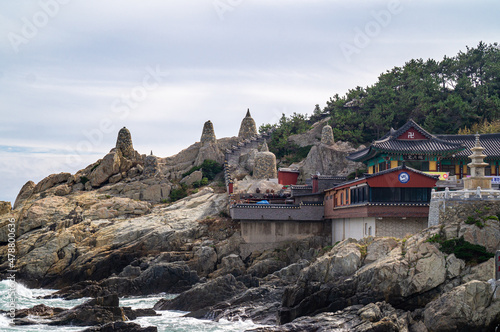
left=364, top=237, right=399, bottom=264
left=13, top=180, right=35, bottom=209
left=48, top=295, right=125, bottom=326
left=458, top=219, right=500, bottom=253
left=296, top=142, right=364, bottom=179
left=210, top=254, right=246, bottom=278
left=17, top=195, right=72, bottom=235
left=195, top=142, right=224, bottom=166
left=189, top=246, right=217, bottom=277
left=288, top=117, right=330, bottom=147
left=247, top=258, right=287, bottom=278
left=263, top=302, right=410, bottom=332
left=90, top=152, right=121, bottom=187
left=462, top=257, right=495, bottom=283
left=84, top=197, right=151, bottom=220
left=423, top=280, right=500, bottom=331
left=299, top=240, right=362, bottom=283
left=180, top=170, right=203, bottom=186
left=83, top=322, right=158, bottom=332
left=33, top=172, right=72, bottom=194
left=154, top=274, right=247, bottom=312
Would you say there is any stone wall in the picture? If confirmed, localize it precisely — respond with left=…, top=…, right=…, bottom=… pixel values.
left=428, top=189, right=500, bottom=227
left=376, top=217, right=428, bottom=239
left=433, top=200, right=500, bottom=226
left=240, top=220, right=331, bottom=245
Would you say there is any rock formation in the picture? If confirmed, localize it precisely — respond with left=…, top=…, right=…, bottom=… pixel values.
left=89, top=127, right=143, bottom=188
left=253, top=140, right=277, bottom=179
left=238, top=109, right=258, bottom=140
left=13, top=294, right=158, bottom=330
left=194, top=120, right=224, bottom=166
left=13, top=180, right=35, bottom=209
left=0, top=201, right=11, bottom=215
left=143, top=153, right=160, bottom=178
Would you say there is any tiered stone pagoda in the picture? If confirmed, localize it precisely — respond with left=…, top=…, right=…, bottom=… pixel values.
left=463, top=134, right=491, bottom=190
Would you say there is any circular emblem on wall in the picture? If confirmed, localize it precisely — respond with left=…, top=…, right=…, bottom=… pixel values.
left=399, top=172, right=410, bottom=184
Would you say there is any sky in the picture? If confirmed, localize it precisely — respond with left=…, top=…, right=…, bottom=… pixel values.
left=0, top=0, right=499, bottom=203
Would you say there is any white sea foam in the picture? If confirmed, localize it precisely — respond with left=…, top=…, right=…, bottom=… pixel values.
left=0, top=281, right=271, bottom=331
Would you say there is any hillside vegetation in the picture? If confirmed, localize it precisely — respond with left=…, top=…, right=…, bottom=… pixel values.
left=261, top=42, right=500, bottom=149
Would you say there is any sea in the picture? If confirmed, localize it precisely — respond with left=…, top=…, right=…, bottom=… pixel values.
left=0, top=280, right=268, bottom=332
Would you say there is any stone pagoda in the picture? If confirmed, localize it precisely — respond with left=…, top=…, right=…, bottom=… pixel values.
left=463, top=134, right=491, bottom=190
left=238, top=109, right=258, bottom=140
left=195, top=120, right=224, bottom=165
left=200, top=120, right=217, bottom=144
left=116, top=127, right=135, bottom=159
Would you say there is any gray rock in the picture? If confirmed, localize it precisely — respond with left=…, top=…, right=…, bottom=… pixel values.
left=108, top=173, right=123, bottom=184
left=364, top=237, right=399, bottom=264
left=0, top=201, right=11, bottom=215
left=90, top=152, right=121, bottom=187
left=154, top=274, right=247, bottom=312
left=248, top=258, right=287, bottom=278
left=14, top=180, right=35, bottom=209
left=180, top=170, right=203, bottom=186
left=424, top=280, right=500, bottom=331
left=190, top=246, right=217, bottom=277
left=33, top=172, right=72, bottom=194
left=211, top=254, right=246, bottom=278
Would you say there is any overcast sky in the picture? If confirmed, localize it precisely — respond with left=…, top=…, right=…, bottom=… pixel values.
left=0, top=0, right=499, bottom=203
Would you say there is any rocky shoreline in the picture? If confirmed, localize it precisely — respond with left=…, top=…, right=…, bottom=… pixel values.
left=1, top=124, right=499, bottom=331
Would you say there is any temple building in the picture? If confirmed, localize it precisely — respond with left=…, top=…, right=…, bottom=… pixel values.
left=324, top=165, right=439, bottom=241
left=347, top=119, right=500, bottom=179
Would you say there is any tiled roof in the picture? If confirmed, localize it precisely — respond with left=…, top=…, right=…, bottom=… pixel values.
left=437, top=133, right=500, bottom=159
left=364, top=164, right=439, bottom=181
left=327, top=164, right=439, bottom=191
left=347, top=119, right=466, bottom=162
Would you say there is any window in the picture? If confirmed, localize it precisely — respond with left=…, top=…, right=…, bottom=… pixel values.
left=371, top=187, right=431, bottom=203
left=441, top=164, right=455, bottom=176
left=405, top=161, right=429, bottom=171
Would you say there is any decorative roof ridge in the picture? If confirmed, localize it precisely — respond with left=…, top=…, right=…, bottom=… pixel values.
left=391, top=119, right=434, bottom=140
left=364, top=164, right=440, bottom=180
left=437, top=133, right=500, bottom=139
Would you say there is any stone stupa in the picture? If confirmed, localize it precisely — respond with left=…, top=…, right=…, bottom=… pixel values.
left=116, top=127, right=135, bottom=159
left=195, top=120, right=224, bottom=165
left=238, top=109, right=258, bottom=140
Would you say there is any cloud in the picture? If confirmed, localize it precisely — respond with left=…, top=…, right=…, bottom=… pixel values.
left=0, top=0, right=499, bottom=202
